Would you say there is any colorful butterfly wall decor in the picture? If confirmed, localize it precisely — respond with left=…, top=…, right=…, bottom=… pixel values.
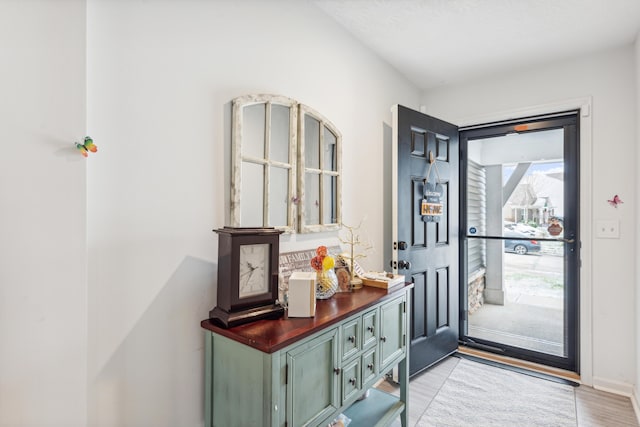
left=76, top=136, right=97, bottom=157
left=607, top=194, right=623, bottom=208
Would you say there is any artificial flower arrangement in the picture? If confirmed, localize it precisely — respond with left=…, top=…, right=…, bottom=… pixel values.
left=310, top=245, right=335, bottom=293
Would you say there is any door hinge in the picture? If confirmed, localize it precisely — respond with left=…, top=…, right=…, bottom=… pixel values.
left=403, top=334, right=406, bottom=346
left=285, top=364, right=288, bottom=385
left=402, top=301, right=406, bottom=313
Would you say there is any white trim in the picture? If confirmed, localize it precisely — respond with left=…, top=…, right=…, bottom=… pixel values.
left=593, top=376, right=636, bottom=398
left=390, top=105, right=399, bottom=273
left=632, top=389, right=640, bottom=425
left=456, top=97, right=594, bottom=385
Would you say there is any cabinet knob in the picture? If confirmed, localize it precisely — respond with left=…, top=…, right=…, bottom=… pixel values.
left=380, top=336, right=387, bottom=343
left=348, top=335, right=356, bottom=343
left=334, top=368, right=341, bottom=375
left=367, top=363, right=374, bottom=371
left=367, top=326, right=374, bottom=333
left=349, top=378, right=356, bottom=385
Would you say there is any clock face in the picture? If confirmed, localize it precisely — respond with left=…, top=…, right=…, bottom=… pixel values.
left=238, top=243, right=270, bottom=299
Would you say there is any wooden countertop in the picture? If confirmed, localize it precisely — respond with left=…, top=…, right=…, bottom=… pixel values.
left=201, top=283, right=413, bottom=354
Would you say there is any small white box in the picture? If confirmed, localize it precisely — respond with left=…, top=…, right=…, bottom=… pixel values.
left=288, top=271, right=317, bottom=317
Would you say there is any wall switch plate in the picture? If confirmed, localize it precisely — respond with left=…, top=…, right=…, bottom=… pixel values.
left=595, top=219, right=619, bottom=239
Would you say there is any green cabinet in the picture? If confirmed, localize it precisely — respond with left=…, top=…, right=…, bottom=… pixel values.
left=286, top=329, right=340, bottom=426
left=202, top=285, right=412, bottom=427
left=380, top=296, right=407, bottom=371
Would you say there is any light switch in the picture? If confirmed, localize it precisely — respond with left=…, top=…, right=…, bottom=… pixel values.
left=595, top=220, right=619, bottom=239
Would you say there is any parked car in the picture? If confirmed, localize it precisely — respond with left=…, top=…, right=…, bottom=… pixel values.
left=504, top=221, right=544, bottom=237
left=504, top=230, right=541, bottom=255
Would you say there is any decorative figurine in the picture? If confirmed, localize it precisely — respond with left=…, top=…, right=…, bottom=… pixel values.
left=76, top=136, right=97, bottom=157
left=338, top=221, right=372, bottom=290
left=607, top=194, right=623, bottom=208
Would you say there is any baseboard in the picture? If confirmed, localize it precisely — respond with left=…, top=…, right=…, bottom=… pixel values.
left=632, top=389, right=640, bottom=426
left=592, top=376, right=635, bottom=397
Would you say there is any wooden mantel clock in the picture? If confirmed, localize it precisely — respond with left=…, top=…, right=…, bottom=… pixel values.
left=210, top=227, right=284, bottom=328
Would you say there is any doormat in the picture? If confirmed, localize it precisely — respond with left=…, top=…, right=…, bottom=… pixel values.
left=418, top=358, right=577, bottom=426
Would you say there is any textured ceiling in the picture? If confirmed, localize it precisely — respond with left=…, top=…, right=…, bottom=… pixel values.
left=314, top=0, right=640, bottom=90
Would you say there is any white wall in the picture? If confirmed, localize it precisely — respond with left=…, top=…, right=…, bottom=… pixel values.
left=0, top=1, right=87, bottom=426
left=635, top=31, right=640, bottom=410
left=87, top=1, right=419, bottom=425
left=422, top=45, right=637, bottom=391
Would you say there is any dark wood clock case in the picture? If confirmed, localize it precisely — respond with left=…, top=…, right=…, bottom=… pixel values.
left=209, top=227, right=284, bottom=328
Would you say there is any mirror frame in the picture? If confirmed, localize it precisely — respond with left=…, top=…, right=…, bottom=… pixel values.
left=297, top=104, right=342, bottom=233
left=230, top=94, right=342, bottom=233
left=231, top=94, right=298, bottom=233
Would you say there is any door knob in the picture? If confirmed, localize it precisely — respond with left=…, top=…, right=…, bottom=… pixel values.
left=397, top=260, right=411, bottom=270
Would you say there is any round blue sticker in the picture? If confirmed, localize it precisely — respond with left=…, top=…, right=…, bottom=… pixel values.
left=469, top=227, right=477, bottom=234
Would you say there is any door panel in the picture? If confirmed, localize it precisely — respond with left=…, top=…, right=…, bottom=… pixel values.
left=437, top=267, right=449, bottom=328
left=392, top=105, right=459, bottom=376
left=411, top=178, right=426, bottom=247
left=411, top=272, right=426, bottom=339
left=436, top=183, right=449, bottom=244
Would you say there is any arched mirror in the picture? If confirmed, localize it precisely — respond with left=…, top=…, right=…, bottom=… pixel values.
left=231, top=94, right=298, bottom=233
left=298, top=104, right=342, bottom=233
left=230, top=94, right=341, bottom=233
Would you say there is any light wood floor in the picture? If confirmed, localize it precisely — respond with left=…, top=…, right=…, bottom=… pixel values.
left=377, top=356, right=639, bottom=426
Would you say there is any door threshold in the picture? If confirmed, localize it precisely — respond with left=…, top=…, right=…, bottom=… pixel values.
left=457, top=346, right=581, bottom=384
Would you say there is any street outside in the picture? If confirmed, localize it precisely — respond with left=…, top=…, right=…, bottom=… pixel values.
left=504, top=242, right=564, bottom=306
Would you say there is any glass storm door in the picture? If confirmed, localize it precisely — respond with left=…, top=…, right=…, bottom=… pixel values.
left=459, top=113, right=579, bottom=372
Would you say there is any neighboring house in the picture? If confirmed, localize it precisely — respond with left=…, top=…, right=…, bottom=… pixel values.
left=504, top=172, right=563, bottom=226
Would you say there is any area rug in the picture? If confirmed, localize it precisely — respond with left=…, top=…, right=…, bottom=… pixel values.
left=418, top=359, right=577, bottom=427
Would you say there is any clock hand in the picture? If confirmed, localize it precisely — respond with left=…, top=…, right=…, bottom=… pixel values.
left=246, top=269, right=256, bottom=287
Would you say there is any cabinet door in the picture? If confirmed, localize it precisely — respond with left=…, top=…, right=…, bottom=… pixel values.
left=379, top=295, right=407, bottom=370
left=286, top=329, right=339, bottom=426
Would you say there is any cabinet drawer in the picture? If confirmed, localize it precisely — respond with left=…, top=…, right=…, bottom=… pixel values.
left=341, top=358, right=361, bottom=404
left=340, top=317, right=361, bottom=361
left=362, top=308, right=378, bottom=349
left=361, top=348, right=377, bottom=387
